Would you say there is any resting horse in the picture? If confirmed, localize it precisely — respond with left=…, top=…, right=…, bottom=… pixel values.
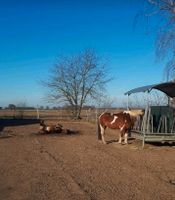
left=97, top=110, right=144, bottom=144
left=39, top=120, right=63, bottom=134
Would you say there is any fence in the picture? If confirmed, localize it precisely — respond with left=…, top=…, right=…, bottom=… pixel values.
left=0, top=108, right=124, bottom=122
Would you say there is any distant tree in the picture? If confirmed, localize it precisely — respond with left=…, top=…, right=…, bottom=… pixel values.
left=96, top=94, right=117, bottom=109
left=140, top=0, right=175, bottom=80
left=39, top=106, right=44, bottom=109
left=16, top=101, right=27, bottom=119
left=45, top=106, right=50, bottom=110
left=52, top=106, right=58, bottom=110
left=44, top=49, right=111, bottom=119
left=16, top=102, right=26, bottom=109
left=123, top=91, right=168, bottom=108
left=7, top=104, right=16, bottom=118
left=8, top=104, right=16, bottom=110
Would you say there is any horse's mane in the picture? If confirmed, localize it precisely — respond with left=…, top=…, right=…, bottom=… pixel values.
left=123, top=110, right=144, bottom=117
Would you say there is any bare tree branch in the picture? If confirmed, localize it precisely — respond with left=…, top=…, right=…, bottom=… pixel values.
left=43, top=49, right=112, bottom=119
left=139, top=0, right=175, bottom=80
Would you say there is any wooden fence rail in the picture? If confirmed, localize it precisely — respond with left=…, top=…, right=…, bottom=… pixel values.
left=0, top=108, right=124, bottom=122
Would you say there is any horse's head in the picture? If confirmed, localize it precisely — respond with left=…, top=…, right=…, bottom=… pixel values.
left=124, top=109, right=144, bottom=117
left=39, top=120, right=46, bottom=132
left=56, top=123, right=63, bottom=128
left=40, top=120, right=45, bottom=126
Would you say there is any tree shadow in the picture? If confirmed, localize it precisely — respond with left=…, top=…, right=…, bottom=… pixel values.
left=0, top=119, right=40, bottom=132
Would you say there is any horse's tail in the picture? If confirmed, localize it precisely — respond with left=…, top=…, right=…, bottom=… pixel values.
left=97, top=117, right=102, bottom=140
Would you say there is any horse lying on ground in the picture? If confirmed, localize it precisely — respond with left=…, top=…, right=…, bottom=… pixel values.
left=39, top=120, right=63, bottom=134
left=97, top=110, right=144, bottom=145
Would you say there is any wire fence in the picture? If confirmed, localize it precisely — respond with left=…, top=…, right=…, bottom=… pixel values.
left=0, top=108, right=124, bottom=122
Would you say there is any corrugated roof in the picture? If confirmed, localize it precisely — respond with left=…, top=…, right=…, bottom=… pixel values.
left=125, top=82, right=175, bottom=98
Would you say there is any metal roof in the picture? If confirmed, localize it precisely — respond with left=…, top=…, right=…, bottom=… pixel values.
left=125, top=82, right=175, bottom=98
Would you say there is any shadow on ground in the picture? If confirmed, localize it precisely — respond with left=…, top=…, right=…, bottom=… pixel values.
left=146, top=141, right=175, bottom=147
left=34, top=129, right=81, bottom=137
left=0, top=119, right=40, bottom=132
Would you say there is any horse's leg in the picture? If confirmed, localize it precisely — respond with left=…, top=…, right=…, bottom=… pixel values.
left=118, top=131, right=122, bottom=144
left=124, top=132, right=128, bottom=144
left=120, top=126, right=128, bottom=144
left=100, top=125, right=106, bottom=144
left=118, top=124, right=125, bottom=144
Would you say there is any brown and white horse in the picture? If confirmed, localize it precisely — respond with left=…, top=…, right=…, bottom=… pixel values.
left=39, top=120, right=63, bottom=134
left=97, top=110, right=144, bottom=144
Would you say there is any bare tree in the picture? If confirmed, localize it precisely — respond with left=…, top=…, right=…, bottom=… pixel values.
left=142, top=0, right=175, bottom=80
left=8, top=104, right=16, bottom=118
left=44, top=49, right=111, bottom=119
left=8, top=104, right=16, bottom=110
left=16, top=101, right=27, bottom=119
left=124, top=91, right=168, bottom=108
left=96, top=95, right=117, bottom=109
left=135, top=1, right=175, bottom=79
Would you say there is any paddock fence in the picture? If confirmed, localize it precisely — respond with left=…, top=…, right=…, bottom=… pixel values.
left=0, top=108, right=124, bottom=122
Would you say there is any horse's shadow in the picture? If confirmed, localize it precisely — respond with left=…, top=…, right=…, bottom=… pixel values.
left=33, top=128, right=81, bottom=137
left=106, top=137, right=135, bottom=145
left=106, top=139, right=117, bottom=144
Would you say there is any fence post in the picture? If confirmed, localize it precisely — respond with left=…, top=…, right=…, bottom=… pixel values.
left=95, top=109, right=99, bottom=138
left=36, top=107, right=40, bottom=119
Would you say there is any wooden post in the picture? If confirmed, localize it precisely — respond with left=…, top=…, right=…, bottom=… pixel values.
left=127, top=95, right=129, bottom=110
left=36, top=107, right=40, bottom=119
left=95, top=108, right=99, bottom=139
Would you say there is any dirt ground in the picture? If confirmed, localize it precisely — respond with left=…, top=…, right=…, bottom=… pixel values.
left=0, top=120, right=175, bottom=200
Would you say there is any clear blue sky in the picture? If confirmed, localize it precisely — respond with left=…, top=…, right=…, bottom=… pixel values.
left=0, top=0, right=165, bottom=108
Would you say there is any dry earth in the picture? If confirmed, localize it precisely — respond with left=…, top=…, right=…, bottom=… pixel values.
left=0, top=120, right=175, bottom=200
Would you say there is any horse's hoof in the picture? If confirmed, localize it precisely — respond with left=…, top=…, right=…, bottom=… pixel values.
left=99, top=140, right=106, bottom=144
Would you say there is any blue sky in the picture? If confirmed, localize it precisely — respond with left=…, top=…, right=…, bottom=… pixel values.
left=0, top=0, right=165, bottom=107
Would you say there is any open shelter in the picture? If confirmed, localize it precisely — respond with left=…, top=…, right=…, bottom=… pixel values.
left=125, top=82, right=175, bottom=148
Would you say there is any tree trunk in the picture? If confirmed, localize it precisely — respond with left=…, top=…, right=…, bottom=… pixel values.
left=72, top=105, right=82, bottom=120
